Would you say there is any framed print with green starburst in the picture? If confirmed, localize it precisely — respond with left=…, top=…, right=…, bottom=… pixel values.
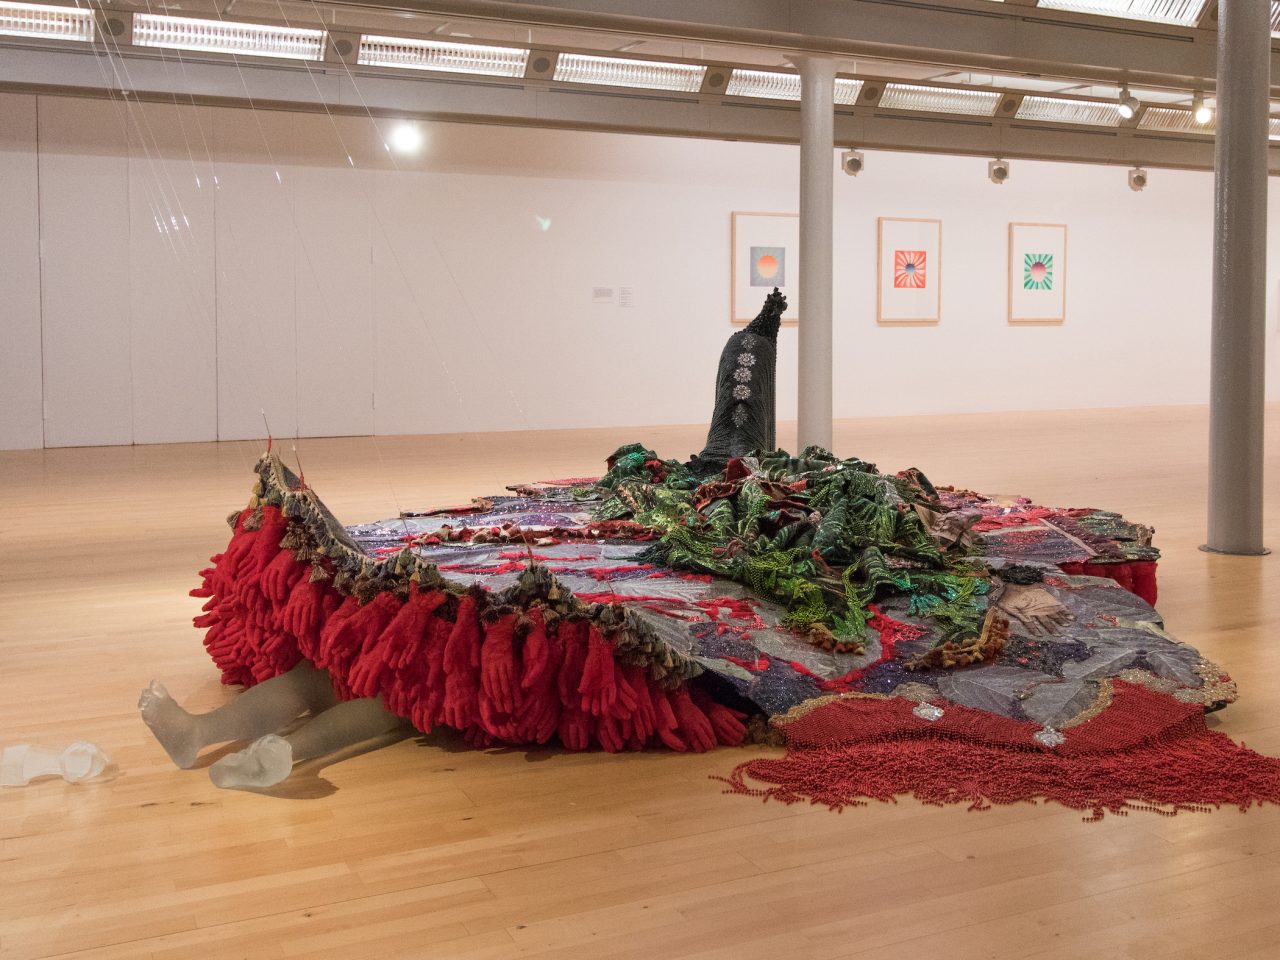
left=1009, top=223, right=1066, bottom=324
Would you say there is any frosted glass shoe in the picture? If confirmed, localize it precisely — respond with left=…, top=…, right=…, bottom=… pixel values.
left=0, top=741, right=109, bottom=786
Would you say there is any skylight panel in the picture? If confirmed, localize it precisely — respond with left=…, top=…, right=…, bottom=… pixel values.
left=1036, top=0, right=1207, bottom=27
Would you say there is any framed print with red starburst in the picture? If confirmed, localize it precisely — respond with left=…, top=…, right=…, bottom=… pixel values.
left=878, top=218, right=941, bottom=324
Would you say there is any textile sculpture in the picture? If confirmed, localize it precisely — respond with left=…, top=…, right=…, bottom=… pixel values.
left=180, top=288, right=1278, bottom=815
left=186, top=447, right=1280, bottom=816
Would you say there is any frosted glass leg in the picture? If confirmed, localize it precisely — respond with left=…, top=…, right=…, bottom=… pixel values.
left=208, top=696, right=406, bottom=790
left=139, top=662, right=339, bottom=769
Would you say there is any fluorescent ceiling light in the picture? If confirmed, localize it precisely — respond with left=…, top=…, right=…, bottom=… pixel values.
left=879, top=83, right=1001, bottom=117
left=132, top=14, right=325, bottom=61
left=1270, top=1, right=1280, bottom=36
left=724, top=69, right=862, bottom=104
left=0, top=1, right=94, bottom=42
left=358, top=36, right=528, bottom=77
left=1036, top=0, right=1207, bottom=27
left=553, top=53, right=705, bottom=93
left=1137, top=106, right=1213, bottom=134
left=833, top=78, right=864, bottom=105
left=1270, top=117, right=1280, bottom=141
left=1015, top=95, right=1123, bottom=126
left=726, top=68, right=800, bottom=100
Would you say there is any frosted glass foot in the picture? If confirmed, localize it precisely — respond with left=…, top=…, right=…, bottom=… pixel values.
left=138, top=680, right=202, bottom=769
left=1, top=741, right=109, bottom=786
left=209, top=734, right=294, bottom=790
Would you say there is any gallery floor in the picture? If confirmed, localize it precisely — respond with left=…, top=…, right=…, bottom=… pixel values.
left=1, top=404, right=1278, bottom=960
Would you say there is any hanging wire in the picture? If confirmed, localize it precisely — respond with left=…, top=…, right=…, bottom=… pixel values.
left=81, top=0, right=547, bottom=521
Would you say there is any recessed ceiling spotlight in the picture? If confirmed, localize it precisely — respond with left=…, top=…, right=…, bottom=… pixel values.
left=389, top=122, right=424, bottom=154
left=988, top=158, right=1010, bottom=184
left=1117, top=85, right=1140, bottom=120
left=1193, top=92, right=1213, bottom=125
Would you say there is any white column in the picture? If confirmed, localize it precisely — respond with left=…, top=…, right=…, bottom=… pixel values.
left=1203, top=0, right=1271, bottom=555
left=796, top=56, right=836, bottom=453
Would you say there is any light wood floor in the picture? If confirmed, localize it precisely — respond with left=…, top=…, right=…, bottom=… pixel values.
left=1, top=405, right=1278, bottom=960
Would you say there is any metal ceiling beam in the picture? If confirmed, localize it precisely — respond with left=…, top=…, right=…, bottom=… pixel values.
left=0, top=42, right=1261, bottom=172
left=328, top=0, right=1275, bottom=89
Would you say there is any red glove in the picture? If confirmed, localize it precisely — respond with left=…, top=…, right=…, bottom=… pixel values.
left=557, top=706, right=593, bottom=751
left=480, top=614, right=519, bottom=717
left=514, top=612, right=563, bottom=744
left=442, top=595, right=483, bottom=731
left=647, top=686, right=688, bottom=752
left=238, top=508, right=289, bottom=579
left=577, top=626, right=618, bottom=716
left=557, top=620, right=590, bottom=705
left=692, top=688, right=748, bottom=746
left=669, top=687, right=717, bottom=752
left=373, top=585, right=446, bottom=670
left=596, top=714, right=626, bottom=752
left=622, top=667, right=657, bottom=746
left=261, top=549, right=305, bottom=604
left=520, top=607, right=555, bottom=691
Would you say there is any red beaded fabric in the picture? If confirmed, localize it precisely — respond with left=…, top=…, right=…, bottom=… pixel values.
left=718, top=681, right=1280, bottom=820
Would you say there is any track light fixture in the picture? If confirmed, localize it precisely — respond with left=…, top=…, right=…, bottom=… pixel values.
left=1117, top=85, right=1140, bottom=120
left=1128, top=166, right=1148, bottom=192
left=988, top=158, right=1010, bottom=184
left=1193, top=92, right=1213, bottom=125
left=841, top=149, right=865, bottom=176
left=389, top=122, right=424, bottom=154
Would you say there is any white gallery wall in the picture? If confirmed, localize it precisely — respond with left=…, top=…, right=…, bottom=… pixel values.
left=1, top=90, right=1278, bottom=450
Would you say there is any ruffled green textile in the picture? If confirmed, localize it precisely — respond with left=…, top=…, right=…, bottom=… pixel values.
left=594, top=445, right=990, bottom=653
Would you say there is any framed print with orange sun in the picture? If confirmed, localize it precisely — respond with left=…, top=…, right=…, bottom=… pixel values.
left=877, top=217, right=942, bottom=325
left=731, top=212, right=799, bottom=325
left=1009, top=223, right=1067, bottom=324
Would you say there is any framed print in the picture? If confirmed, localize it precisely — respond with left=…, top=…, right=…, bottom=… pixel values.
left=1009, top=223, right=1067, bottom=324
left=732, top=212, right=799, bottom=325
left=877, top=217, right=942, bottom=325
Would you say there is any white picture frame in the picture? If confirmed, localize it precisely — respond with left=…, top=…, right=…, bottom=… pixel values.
left=877, top=217, right=942, bottom=325
left=1009, top=223, right=1067, bottom=325
left=731, top=212, right=799, bottom=325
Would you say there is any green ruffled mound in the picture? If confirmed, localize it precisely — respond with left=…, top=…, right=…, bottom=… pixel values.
left=593, top=445, right=990, bottom=654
